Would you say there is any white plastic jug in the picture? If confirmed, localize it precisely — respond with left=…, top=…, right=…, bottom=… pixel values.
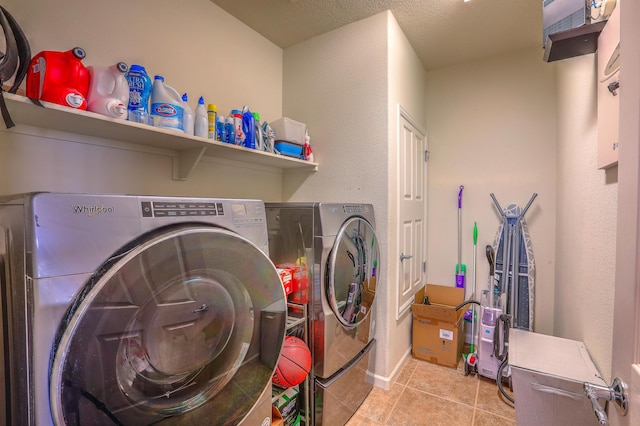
left=86, top=62, right=129, bottom=119
left=150, top=75, right=184, bottom=132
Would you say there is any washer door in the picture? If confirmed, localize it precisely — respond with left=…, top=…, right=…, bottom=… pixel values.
left=326, top=217, right=379, bottom=328
left=49, top=225, right=286, bottom=425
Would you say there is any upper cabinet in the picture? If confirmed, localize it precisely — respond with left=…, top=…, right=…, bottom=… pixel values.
left=2, top=93, right=318, bottom=180
left=597, top=3, right=620, bottom=169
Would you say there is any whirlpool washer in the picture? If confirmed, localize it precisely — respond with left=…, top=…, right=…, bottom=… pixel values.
left=0, top=193, right=287, bottom=425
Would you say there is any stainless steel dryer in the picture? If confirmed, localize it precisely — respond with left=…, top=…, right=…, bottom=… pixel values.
left=0, top=193, right=287, bottom=426
left=265, top=203, right=380, bottom=426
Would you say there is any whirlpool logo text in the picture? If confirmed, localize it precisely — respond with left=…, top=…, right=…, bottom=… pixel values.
left=72, top=204, right=115, bottom=216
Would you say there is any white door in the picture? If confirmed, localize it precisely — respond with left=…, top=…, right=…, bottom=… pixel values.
left=609, top=1, right=640, bottom=425
left=396, top=110, right=427, bottom=319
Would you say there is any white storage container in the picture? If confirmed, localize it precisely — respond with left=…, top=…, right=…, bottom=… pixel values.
left=270, top=117, right=306, bottom=144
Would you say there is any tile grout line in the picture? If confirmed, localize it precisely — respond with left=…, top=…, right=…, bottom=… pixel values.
left=471, top=375, right=480, bottom=425
left=381, top=361, right=417, bottom=425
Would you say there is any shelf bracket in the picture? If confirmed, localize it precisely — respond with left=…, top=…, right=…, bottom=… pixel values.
left=174, top=147, right=207, bottom=180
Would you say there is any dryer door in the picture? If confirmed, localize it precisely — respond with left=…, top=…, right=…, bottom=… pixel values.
left=326, top=217, right=380, bottom=328
left=49, top=225, right=286, bottom=425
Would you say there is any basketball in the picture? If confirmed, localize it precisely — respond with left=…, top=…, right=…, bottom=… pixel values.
left=272, top=336, right=312, bottom=388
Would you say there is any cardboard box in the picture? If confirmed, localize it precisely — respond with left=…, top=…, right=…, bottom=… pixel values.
left=272, top=385, right=300, bottom=426
left=356, top=289, right=375, bottom=343
left=271, top=405, right=284, bottom=426
left=411, top=284, right=465, bottom=368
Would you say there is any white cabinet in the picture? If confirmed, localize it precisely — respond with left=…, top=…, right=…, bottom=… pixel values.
left=2, top=93, right=318, bottom=180
left=597, top=3, right=621, bottom=169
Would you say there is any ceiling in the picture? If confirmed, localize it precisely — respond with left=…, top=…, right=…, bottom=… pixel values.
left=209, top=0, right=543, bottom=71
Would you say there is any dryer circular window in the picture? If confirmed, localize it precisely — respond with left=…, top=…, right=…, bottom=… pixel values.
left=326, top=216, right=379, bottom=328
left=49, top=224, right=285, bottom=425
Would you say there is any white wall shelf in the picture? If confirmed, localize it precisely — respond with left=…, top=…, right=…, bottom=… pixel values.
left=2, top=93, right=319, bottom=180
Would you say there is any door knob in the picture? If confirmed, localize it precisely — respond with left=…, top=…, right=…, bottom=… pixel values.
left=399, top=253, right=413, bottom=262
left=583, top=377, right=628, bottom=426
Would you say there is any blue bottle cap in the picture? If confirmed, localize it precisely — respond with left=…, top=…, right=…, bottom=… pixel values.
left=154, top=75, right=164, bottom=81
left=198, top=96, right=205, bottom=105
left=182, top=93, right=188, bottom=102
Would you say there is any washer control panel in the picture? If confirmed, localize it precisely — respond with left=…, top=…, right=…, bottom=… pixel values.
left=141, top=201, right=224, bottom=218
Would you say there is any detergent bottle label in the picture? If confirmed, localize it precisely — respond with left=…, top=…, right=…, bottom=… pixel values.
left=126, top=65, right=152, bottom=113
left=151, top=102, right=184, bottom=131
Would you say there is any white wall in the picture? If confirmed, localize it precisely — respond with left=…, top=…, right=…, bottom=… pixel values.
left=2, top=0, right=285, bottom=200
left=554, top=54, right=617, bottom=380
left=281, top=14, right=388, bottom=205
left=425, top=49, right=558, bottom=335
left=281, top=11, right=393, bottom=383
left=386, top=12, right=428, bottom=381
left=281, top=11, right=427, bottom=386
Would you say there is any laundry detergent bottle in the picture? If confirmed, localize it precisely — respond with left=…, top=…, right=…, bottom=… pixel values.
left=195, top=97, right=208, bottom=138
left=150, top=75, right=184, bottom=132
left=125, top=64, right=152, bottom=123
left=182, top=93, right=194, bottom=135
left=26, top=47, right=90, bottom=109
left=86, top=62, right=129, bottom=119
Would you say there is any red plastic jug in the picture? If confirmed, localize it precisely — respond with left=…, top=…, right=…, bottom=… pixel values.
left=26, top=47, right=90, bottom=110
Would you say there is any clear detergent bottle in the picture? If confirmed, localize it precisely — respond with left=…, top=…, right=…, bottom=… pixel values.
left=125, top=64, right=152, bottom=123
left=150, top=75, right=184, bottom=132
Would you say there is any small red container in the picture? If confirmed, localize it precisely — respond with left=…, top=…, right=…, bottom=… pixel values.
left=278, top=263, right=309, bottom=304
left=277, top=268, right=293, bottom=295
left=26, top=47, right=90, bottom=110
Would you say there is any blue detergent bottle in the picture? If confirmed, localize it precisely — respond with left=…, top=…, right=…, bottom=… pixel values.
left=225, top=116, right=235, bottom=144
left=242, top=107, right=256, bottom=149
left=216, top=115, right=226, bottom=142
left=125, top=64, right=152, bottom=123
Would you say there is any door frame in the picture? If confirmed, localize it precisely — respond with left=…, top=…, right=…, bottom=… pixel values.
left=611, top=1, right=640, bottom=424
left=396, top=105, right=427, bottom=320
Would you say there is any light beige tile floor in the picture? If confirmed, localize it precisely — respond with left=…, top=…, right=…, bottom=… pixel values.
left=346, top=356, right=516, bottom=426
